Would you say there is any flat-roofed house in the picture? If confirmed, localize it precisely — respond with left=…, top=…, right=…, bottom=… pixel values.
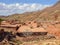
left=1, top=21, right=10, bottom=25
left=0, top=24, right=21, bottom=32
left=0, top=20, right=21, bottom=31
left=17, top=25, right=48, bottom=36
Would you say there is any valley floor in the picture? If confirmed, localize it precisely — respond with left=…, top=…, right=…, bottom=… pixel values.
left=21, top=39, right=60, bottom=45
left=0, top=38, right=60, bottom=45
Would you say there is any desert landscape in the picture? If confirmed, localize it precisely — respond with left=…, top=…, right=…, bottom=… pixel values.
left=0, top=0, right=60, bottom=45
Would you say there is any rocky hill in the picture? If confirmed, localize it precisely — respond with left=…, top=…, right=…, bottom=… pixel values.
left=0, top=1, right=60, bottom=22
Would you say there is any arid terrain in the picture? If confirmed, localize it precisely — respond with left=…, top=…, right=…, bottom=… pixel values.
left=0, top=1, right=60, bottom=45
left=0, top=1, right=60, bottom=22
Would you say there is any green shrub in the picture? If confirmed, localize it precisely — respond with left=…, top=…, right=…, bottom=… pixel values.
left=0, top=18, right=4, bottom=25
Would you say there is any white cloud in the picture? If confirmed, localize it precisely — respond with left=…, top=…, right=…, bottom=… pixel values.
left=0, top=3, right=52, bottom=16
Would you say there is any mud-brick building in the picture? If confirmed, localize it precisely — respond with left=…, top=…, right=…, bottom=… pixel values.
left=1, top=21, right=10, bottom=25
left=17, top=25, right=48, bottom=36
left=0, top=25, right=20, bottom=32
left=0, top=21, right=21, bottom=32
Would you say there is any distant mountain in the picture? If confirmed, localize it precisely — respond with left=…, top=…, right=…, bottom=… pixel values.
left=0, top=1, right=60, bottom=22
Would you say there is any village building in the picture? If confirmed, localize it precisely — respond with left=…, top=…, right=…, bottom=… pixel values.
left=0, top=25, right=19, bottom=32
left=0, top=21, right=21, bottom=32
left=17, top=24, right=48, bottom=36
left=1, top=21, right=10, bottom=25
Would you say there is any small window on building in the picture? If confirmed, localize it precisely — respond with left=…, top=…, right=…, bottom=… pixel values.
left=34, top=21, right=36, bottom=23
left=28, top=22, right=31, bottom=24
left=22, top=23, right=26, bottom=25
left=37, top=25, right=40, bottom=28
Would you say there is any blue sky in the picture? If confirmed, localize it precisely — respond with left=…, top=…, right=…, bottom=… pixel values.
left=0, top=0, right=58, bottom=16
left=0, top=0, right=58, bottom=4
